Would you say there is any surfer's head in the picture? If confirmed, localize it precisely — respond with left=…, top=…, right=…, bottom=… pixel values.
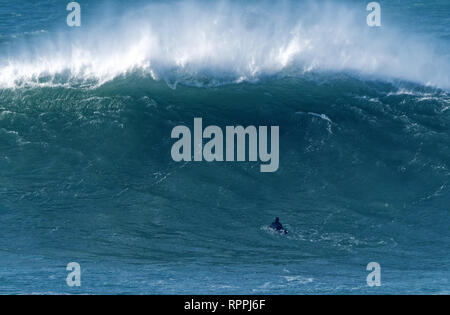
left=275, top=217, right=279, bottom=223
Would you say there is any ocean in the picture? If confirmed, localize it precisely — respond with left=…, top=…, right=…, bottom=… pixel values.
left=0, top=0, right=449, bottom=294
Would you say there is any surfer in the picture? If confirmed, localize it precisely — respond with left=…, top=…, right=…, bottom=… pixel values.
left=270, top=217, right=287, bottom=234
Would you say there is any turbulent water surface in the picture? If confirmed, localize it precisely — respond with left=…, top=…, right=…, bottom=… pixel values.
left=0, top=0, right=449, bottom=294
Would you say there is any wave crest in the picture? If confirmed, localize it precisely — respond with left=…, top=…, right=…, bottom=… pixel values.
left=0, top=0, right=449, bottom=89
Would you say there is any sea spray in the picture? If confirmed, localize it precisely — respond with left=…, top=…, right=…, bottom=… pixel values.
left=0, top=0, right=449, bottom=89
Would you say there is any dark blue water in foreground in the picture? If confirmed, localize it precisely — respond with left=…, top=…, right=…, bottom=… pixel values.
left=0, top=0, right=449, bottom=294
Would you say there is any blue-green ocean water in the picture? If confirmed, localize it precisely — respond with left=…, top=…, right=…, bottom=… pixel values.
left=0, top=0, right=449, bottom=294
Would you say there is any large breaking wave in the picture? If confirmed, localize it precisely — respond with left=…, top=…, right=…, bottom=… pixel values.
left=0, top=0, right=449, bottom=89
left=1, top=0, right=450, bottom=294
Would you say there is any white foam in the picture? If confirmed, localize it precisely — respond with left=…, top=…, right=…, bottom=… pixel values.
left=0, top=0, right=449, bottom=89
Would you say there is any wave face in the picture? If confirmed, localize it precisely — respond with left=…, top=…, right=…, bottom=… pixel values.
left=1, top=0, right=450, bottom=294
left=0, top=0, right=449, bottom=89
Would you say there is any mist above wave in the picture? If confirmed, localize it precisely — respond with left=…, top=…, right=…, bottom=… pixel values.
left=0, top=0, right=448, bottom=89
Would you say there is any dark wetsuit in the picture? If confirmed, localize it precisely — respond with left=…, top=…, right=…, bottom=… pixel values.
left=270, top=218, right=287, bottom=234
